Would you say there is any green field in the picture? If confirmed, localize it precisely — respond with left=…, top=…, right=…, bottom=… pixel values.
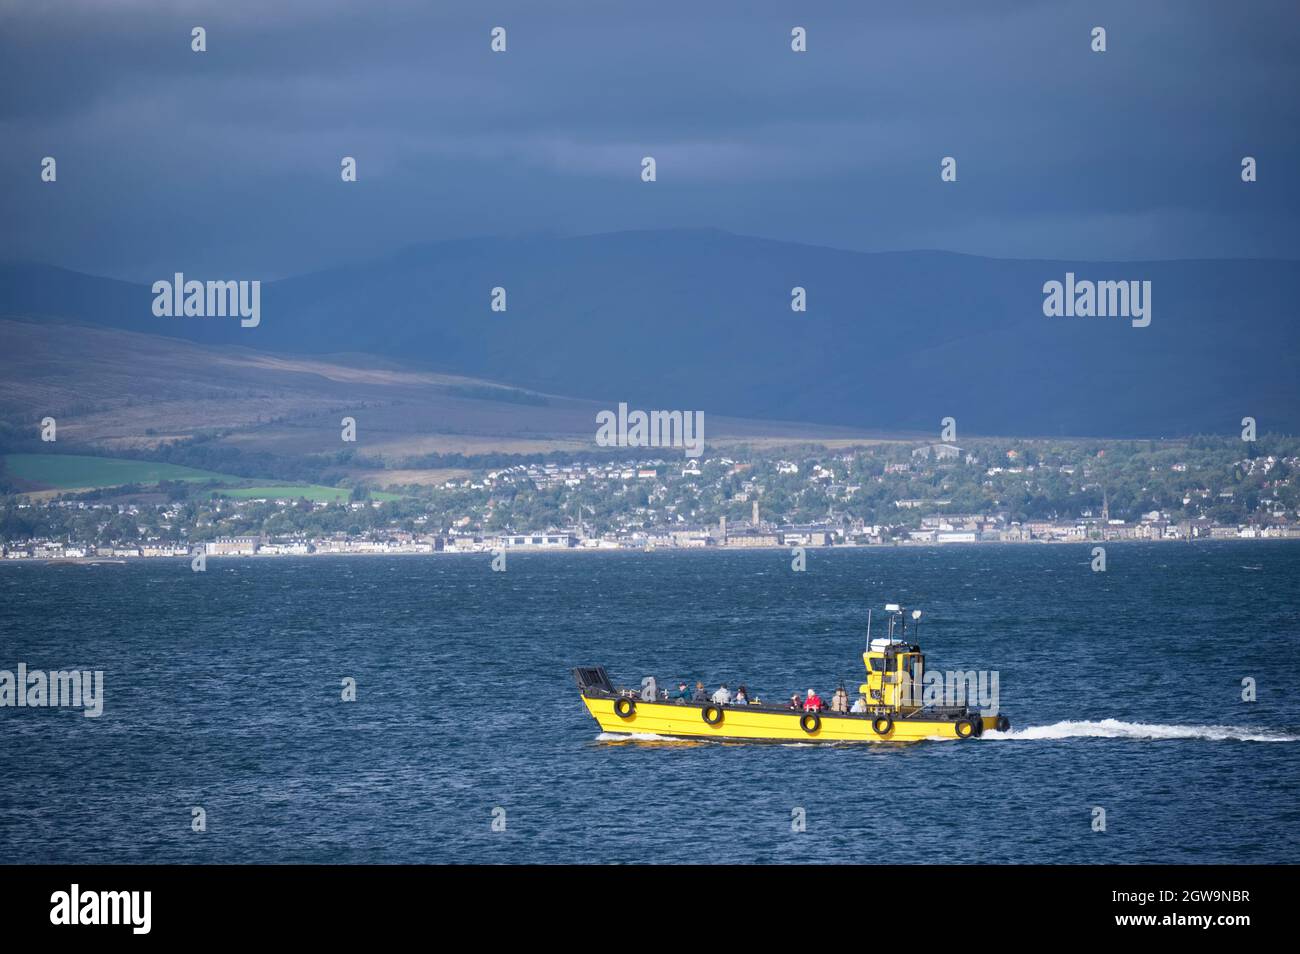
left=2, top=454, right=238, bottom=489
left=2, top=454, right=400, bottom=501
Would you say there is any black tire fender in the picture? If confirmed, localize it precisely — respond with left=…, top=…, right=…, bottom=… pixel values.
left=702, top=705, right=724, bottom=725
left=872, top=714, right=893, bottom=736
left=955, top=717, right=977, bottom=739
left=800, top=712, right=821, bottom=734
left=614, top=697, right=635, bottom=719
left=995, top=715, right=1011, bottom=733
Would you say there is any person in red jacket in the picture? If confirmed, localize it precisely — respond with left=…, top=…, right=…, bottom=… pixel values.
left=803, top=688, right=824, bottom=712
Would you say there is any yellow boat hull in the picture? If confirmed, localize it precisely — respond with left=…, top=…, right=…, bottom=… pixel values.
left=582, top=696, right=996, bottom=743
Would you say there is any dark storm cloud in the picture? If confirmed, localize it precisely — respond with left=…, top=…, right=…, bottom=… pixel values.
left=2, top=0, right=1297, bottom=279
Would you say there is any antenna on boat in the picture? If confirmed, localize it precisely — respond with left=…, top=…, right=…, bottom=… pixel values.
left=865, top=608, right=872, bottom=651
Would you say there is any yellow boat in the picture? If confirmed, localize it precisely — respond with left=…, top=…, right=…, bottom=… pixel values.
left=575, top=604, right=1009, bottom=743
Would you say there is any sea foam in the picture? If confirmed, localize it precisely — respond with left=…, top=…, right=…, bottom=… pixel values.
left=983, top=719, right=1297, bottom=743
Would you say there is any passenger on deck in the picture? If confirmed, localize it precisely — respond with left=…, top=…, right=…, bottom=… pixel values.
left=672, top=682, right=691, bottom=703
left=831, top=687, right=849, bottom=713
left=788, top=693, right=803, bottom=709
left=734, top=685, right=749, bottom=704
left=803, top=689, right=824, bottom=712
left=711, top=683, right=732, bottom=705
left=692, top=681, right=707, bottom=702
left=851, top=694, right=868, bottom=714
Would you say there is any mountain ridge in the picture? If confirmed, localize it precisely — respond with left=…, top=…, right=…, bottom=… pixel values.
left=3, top=229, right=1297, bottom=437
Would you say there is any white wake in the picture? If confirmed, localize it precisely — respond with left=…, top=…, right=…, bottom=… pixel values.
left=983, top=719, right=1298, bottom=743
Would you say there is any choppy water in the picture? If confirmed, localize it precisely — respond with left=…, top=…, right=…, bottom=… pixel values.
left=1, top=542, right=1297, bottom=863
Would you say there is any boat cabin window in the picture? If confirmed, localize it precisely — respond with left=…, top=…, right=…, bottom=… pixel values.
left=868, top=657, right=888, bottom=672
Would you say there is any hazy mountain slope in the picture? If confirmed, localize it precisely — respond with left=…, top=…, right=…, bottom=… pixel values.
left=2, top=230, right=1296, bottom=436
left=0, top=318, right=881, bottom=461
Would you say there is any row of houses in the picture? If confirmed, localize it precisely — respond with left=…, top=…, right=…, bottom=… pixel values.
left=7, top=519, right=1300, bottom=561
left=905, top=522, right=1300, bottom=543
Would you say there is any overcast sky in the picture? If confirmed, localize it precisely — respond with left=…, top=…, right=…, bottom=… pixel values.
left=2, top=0, right=1298, bottom=280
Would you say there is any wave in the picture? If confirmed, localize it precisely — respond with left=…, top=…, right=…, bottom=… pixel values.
left=984, top=719, right=1298, bottom=743
left=596, top=721, right=1299, bottom=745
left=595, top=731, right=694, bottom=743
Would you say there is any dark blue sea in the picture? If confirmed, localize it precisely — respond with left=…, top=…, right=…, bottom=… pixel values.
left=2, top=542, right=1297, bottom=864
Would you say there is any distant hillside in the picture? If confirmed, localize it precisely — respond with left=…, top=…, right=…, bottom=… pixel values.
left=0, top=318, right=880, bottom=471
left=3, top=230, right=1298, bottom=436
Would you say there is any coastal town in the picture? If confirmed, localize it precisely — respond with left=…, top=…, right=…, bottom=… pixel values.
left=4, top=436, right=1299, bottom=560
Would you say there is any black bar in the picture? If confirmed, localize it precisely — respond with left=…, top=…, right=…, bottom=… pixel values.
left=0, top=865, right=1280, bottom=940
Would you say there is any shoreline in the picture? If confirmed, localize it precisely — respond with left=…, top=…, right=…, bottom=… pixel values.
left=4, top=535, right=1298, bottom=566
